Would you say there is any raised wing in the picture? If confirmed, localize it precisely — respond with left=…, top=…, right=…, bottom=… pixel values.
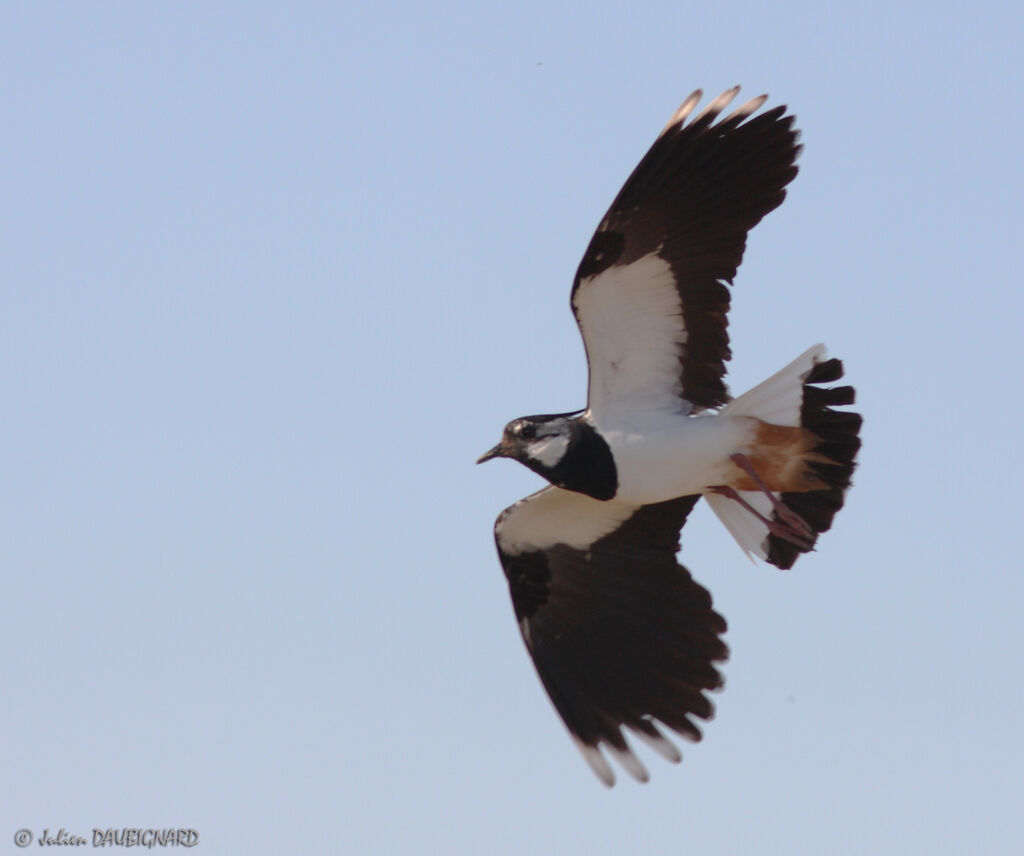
left=494, top=487, right=728, bottom=786
left=572, top=87, right=801, bottom=420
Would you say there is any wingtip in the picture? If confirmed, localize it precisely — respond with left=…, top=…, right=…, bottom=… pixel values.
left=629, top=722, right=683, bottom=764
left=573, top=737, right=616, bottom=787
left=662, top=86, right=776, bottom=136
left=660, top=89, right=703, bottom=135
left=573, top=735, right=653, bottom=785
left=693, top=85, right=742, bottom=123
left=724, top=93, right=769, bottom=124
left=607, top=743, right=650, bottom=783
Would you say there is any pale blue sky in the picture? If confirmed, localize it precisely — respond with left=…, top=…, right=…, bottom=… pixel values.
left=2, top=2, right=1022, bottom=853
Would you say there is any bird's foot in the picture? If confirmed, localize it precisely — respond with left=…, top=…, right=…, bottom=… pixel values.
left=727, top=453, right=815, bottom=539
left=710, top=452, right=816, bottom=550
left=708, top=484, right=814, bottom=550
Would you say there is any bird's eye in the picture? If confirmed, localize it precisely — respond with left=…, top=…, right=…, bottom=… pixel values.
left=518, top=422, right=536, bottom=440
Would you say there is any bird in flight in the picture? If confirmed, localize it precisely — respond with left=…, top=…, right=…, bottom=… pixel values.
left=477, top=87, right=863, bottom=786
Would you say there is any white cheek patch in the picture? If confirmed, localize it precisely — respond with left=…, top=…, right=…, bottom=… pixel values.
left=525, top=434, right=570, bottom=468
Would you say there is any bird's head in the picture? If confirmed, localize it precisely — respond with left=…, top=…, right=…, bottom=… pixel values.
left=477, top=415, right=574, bottom=475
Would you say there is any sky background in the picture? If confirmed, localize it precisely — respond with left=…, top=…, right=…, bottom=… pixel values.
left=2, top=1, right=1022, bottom=853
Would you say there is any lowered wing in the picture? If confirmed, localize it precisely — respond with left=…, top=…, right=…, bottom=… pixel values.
left=494, top=486, right=728, bottom=785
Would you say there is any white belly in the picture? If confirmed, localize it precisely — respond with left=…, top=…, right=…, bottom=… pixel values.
left=594, top=412, right=756, bottom=505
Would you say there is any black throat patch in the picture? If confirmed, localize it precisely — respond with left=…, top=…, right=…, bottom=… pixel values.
left=548, top=420, right=618, bottom=501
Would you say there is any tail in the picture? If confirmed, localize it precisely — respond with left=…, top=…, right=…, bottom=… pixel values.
left=706, top=345, right=862, bottom=569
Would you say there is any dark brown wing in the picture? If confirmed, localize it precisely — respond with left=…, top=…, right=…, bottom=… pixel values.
left=571, top=88, right=801, bottom=413
left=495, top=488, right=728, bottom=785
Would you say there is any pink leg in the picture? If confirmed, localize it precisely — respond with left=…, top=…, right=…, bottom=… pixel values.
left=727, top=453, right=815, bottom=538
left=709, top=485, right=815, bottom=550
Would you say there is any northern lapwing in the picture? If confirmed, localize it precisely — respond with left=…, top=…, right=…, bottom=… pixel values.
left=478, top=87, right=862, bottom=786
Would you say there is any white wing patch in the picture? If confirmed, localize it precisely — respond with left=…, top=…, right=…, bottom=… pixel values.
left=574, top=252, right=688, bottom=421
left=496, top=487, right=637, bottom=556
